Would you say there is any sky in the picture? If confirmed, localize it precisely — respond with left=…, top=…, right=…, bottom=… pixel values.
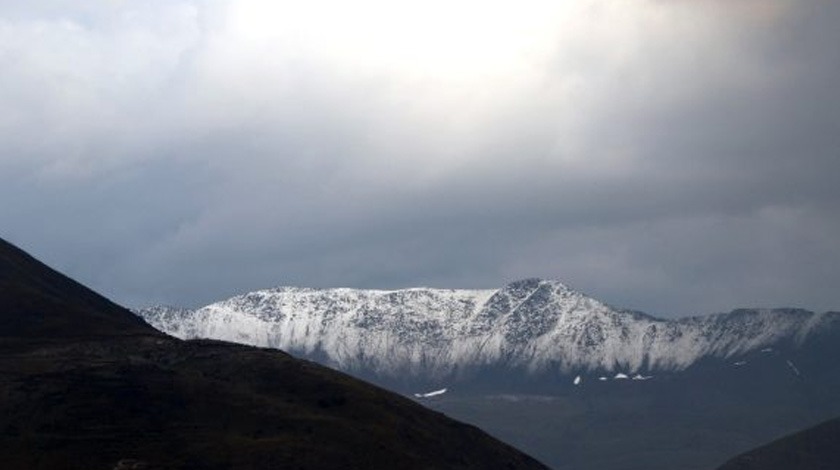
left=1, top=0, right=838, bottom=317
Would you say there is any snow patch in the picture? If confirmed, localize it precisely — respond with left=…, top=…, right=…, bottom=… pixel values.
left=786, top=360, right=801, bottom=377
left=414, top=388, right=448, bottom=398
left=573, top=375, right=581, bottom=385
left=614, top=373, right=629, bottom=380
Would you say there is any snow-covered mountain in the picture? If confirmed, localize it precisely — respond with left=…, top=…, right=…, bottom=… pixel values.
left=137, top=279, right=838, bottom=383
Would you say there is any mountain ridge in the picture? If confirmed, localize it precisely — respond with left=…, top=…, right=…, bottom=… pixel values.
left=137, top=278, right=839, bottom=386
left=0, top=237, right=154, bottom=339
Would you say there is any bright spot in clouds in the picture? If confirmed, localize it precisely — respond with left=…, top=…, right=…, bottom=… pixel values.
left=226, top=0, right=561, bottom=80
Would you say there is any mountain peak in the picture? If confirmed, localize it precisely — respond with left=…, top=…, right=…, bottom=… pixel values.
left=0, top=238, right=154, bottom=339
left=503, top=277, right=573, bottom=291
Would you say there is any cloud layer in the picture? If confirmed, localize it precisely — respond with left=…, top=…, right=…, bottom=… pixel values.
left=2, top=0, right=838, bottom=316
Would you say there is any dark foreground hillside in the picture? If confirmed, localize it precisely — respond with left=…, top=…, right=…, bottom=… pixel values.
left=0, top=238, right=546, bottom=470
left=716, top=417, right=840, bottom=470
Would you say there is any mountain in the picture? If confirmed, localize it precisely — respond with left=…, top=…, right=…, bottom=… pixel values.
left=0, top=237, right=547, bottom=470
left=137, top=278, right=838, bottom=389
left=0, top=238, right=152, bottom=339
left=716, top=417, right=840, bottom=470
left=137, top=279, right=840, bottom=470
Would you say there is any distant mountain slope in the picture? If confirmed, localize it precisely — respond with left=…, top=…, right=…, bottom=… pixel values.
left=716, top=417, right=840, bottom=470
left=136, top=278, right=840, bottom=470
left=0, top=237, right=546, bottom=470
left=138, top=279, right=838, bottom=386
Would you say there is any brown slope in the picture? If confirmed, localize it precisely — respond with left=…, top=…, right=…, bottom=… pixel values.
left=715, top=417, right=840, bottom=470
left=0, top=238, right=547, bottom=470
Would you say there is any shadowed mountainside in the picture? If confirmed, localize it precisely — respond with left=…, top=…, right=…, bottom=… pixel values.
left=0, top=239, right=152, bottom=339
left=0, top=238, right=546, bottom=470
left=716, top=417, right=840, bottom=470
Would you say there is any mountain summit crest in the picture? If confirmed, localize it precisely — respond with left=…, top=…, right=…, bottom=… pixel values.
left=138, top=278, right=838, bottom=385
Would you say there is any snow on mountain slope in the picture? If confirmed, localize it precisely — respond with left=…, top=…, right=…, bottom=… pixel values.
left=137, top=279, right=837, bottom=380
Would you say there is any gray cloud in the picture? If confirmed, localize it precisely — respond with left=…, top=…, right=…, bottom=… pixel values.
left=1, top=0, right=838, bottom=316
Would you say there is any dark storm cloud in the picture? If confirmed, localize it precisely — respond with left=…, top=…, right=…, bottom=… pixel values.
left=1, top=0, right=838, bottom=316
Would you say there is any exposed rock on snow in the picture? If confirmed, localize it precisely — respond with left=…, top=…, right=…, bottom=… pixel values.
left=137, top=279, right=837, bottom=381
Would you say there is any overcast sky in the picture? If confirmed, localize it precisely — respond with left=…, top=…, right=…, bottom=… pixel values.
left=1, top=0, right=838, bottom=317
